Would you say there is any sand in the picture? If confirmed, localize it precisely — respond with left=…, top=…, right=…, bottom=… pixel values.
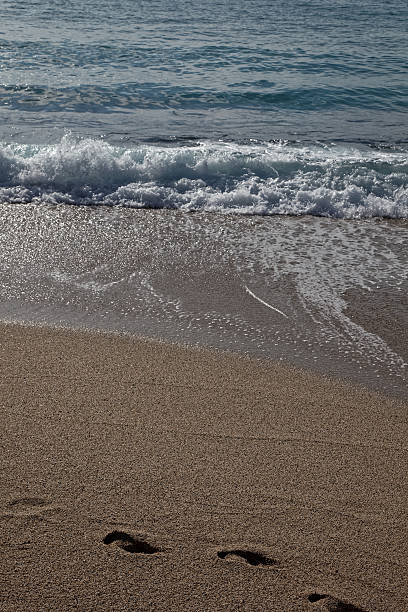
left=1, top=322, right=407, bottom=611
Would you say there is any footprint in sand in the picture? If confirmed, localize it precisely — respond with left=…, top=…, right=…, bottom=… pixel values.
left=4, top=497, right=61, bottom=517
left=103, top=531, right=160, bottom=555
left=308, top=593, right=365, bottom=611
left=8, top=497, right=48, bottom=509
left=217, top=549, right=277, bottom=567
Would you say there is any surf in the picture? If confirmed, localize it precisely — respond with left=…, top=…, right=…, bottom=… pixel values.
left=0, top=135, right=406, bottom=219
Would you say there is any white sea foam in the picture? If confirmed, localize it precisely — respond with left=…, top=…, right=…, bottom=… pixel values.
left=0, top=136, right=406, bottom=218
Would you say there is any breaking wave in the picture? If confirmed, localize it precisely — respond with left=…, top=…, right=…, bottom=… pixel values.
left=0, top=136, right=407, bottom=218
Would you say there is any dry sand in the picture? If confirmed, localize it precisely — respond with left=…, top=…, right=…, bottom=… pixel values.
left=1, top=322, right=407, bottom=611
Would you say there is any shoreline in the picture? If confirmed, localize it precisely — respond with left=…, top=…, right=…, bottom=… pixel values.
left=1, top=203, right=407, bottom=400
left=1, top=313, right=406, bottom=401
left=1, top=321, right=407, bottom=611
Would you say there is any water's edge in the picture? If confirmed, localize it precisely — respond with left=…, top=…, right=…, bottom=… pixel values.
left=1, top=203, right=406, bottom=398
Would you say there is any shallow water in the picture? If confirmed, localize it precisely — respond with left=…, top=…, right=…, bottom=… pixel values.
left=0, top=203, right=406, bottom=397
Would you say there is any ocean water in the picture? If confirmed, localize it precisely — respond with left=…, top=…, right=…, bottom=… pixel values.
left=0, top=0, right=407, bottom=394
left=0, top=0, right=407, bottom=215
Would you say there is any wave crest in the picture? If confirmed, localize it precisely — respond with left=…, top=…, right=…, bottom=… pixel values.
left=0, top=136, right=407, bottom=219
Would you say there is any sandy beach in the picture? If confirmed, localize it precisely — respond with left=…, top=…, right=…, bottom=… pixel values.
left=1, top=322, right=407, bottom=611
left=2, top=0, right=408, bottom=609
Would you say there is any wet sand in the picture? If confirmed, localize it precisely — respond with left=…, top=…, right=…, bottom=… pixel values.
left=1, top=322, right=407, bottom=611
left=1, top=203, right=407, bottom=399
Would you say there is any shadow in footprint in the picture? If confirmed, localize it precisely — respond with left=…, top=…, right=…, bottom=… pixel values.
left=217, top=549, right=277, bottom=567
left=8, top=497, right=48, bottom=509
left=4, top=497, right=61, bottom=518
left=308, top=593, right=365, bottom=611
left=103, top=531, right=160, bottom=555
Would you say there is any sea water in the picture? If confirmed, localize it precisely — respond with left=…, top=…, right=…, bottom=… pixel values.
left=0, top=0, right=407, bottom=213
left=0, top=0, right=407, bottom=395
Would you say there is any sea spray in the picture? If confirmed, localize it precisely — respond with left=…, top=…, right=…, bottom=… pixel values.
left=0, top=136, right=407, bottom=218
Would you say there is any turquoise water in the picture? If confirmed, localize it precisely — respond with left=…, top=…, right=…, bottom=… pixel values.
left=0, top=0, right=407, bottom=215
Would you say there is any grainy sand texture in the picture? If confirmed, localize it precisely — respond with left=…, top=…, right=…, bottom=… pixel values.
left=1, top=323, right=407, bottom=611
